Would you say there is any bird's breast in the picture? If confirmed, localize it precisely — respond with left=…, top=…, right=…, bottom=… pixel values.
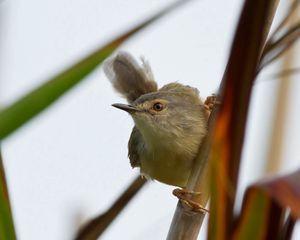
left=134, top=118, right=205, bottom=187
left=139, top=137, right=198, bottom=187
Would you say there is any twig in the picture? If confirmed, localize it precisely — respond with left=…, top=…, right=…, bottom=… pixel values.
left=266, top=0, right=300, bottom=47
left=278, top=213, right=296, bottom=240
left=269, top=67, right=300, bottom=79
left=259, top=22, right=300, bottom=71
left=75, top=176, right=146, bottom=240
left=265, top=0, right=298, bottom=175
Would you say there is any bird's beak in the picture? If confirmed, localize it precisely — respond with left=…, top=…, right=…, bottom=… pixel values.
left=112, top=103, right=140, bottom=113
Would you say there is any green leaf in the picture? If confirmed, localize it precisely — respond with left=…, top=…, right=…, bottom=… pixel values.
left=0, top=151, right=16, bottom=240
left=0, top=0, right=189, bottom=140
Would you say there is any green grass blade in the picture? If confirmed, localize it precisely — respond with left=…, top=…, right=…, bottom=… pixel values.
left=0, top=151, right=16, bottom=240
left=0, top=0, right=189, bottom=140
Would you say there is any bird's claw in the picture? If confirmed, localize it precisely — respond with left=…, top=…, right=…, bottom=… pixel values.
left=172, top=188, right=209, bottom=213
left=204, top=95, right=221, bottom=116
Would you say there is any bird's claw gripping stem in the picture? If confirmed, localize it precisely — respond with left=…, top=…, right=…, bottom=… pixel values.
left=204, top=95, right=221, bottom=116
left=172, top=188, right=209, bottom=213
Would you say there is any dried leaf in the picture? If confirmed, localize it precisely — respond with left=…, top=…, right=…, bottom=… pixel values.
left=208, top=0, right=279, bottom=239
left=232, top=169, right=300, bottom=239
left=260, top=22, right=300, bottom=70
left=167, top=1, right=279, bottom=239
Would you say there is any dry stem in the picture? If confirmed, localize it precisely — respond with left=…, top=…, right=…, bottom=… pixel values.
left=167, top=1, right=279, bottom=239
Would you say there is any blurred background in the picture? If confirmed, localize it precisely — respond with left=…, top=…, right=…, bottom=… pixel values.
left=0, top=0, right=299, bottom=239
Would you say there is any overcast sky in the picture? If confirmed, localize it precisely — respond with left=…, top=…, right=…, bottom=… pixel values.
left=1, top=0, right=300, bottom=239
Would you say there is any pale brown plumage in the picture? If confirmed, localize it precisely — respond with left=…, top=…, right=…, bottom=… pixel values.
left=104, top=52, right=208, bottom=187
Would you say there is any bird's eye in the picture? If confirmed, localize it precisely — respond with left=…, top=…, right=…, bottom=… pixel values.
left=153, top=102, right=164, bottom=111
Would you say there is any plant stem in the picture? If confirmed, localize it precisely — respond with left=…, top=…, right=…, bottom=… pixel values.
left=75, top=176, right=146, bottom=240
left=265, top=0, right=299, bottom=175
left=167, top=1, right=279, bottom=239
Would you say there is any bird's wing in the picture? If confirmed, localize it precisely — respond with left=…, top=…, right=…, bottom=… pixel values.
left=128, top=126, right=144, bottom=168
left=103, top=51, right=158, bottom=104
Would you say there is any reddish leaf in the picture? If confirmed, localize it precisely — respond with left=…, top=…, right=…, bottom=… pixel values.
left=208, top=0, right=279, bottom=239
left=232, top=169, right=300, bottom=239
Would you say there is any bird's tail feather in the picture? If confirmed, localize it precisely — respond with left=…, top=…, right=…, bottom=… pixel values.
left=103, top=51, right=158, bottom=103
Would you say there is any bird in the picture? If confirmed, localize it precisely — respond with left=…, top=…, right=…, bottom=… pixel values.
left=103, top=52, right=211, bottom=188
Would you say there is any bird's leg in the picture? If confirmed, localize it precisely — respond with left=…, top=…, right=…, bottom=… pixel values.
left=204, top=95, right=221, bottom=117
left=172, top=188, right=209, bottom=213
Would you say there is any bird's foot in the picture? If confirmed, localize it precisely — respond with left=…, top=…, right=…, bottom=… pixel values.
left=204, top=95, right=221, bottom=116
left=172, top=188, right=209, bottom=213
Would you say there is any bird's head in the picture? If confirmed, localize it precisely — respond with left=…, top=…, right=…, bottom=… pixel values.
left=112, top=84, right=208, bottom=141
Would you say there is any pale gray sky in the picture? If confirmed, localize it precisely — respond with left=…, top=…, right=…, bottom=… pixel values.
left=1, top=0, right=299, bottom=239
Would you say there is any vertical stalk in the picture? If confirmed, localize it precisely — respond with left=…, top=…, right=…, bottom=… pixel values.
left=265, top=0, right=298, bottom=174
left=167, top=1, right=279, bottom=239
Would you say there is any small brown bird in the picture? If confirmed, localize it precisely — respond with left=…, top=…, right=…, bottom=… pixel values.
left=104, top=52, right=210, bottom=188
